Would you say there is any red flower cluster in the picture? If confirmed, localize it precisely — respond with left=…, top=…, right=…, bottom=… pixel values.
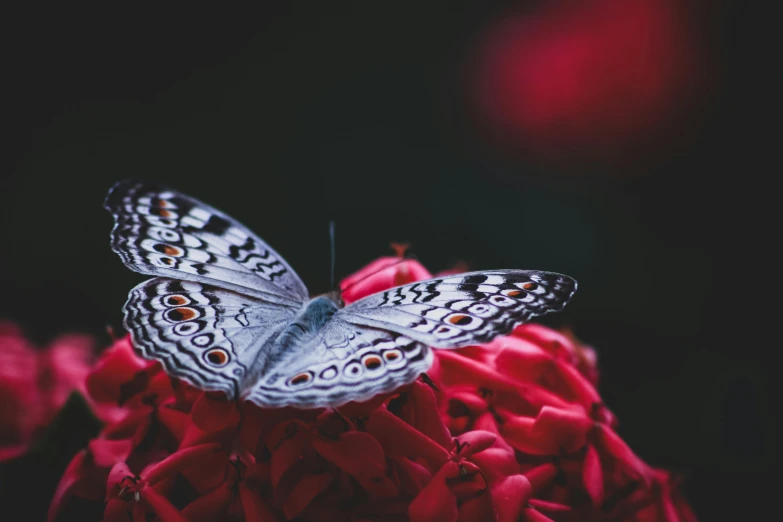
left=39, top=257, right=696, bottom=521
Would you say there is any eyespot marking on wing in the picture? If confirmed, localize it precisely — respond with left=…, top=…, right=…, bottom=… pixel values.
left=173, top=320, right=205, bottom=336
left=362, top=354, right=383, bottom=371
left=288, top=372, right=314, bottom=387
left=152, top=243, right=185, bottom=257
left=192, top=333, right=214, bottom=347
left=204, top=348, right=230, bottom=367
left=383, top=349, right=402, bottom=362
left=344, top=361, right=363, bottom=379
left=165, top=295, right=190, bottom=306
left=166, top=307, right=199, bottom=322
left=320, top=366, right=338, bottom=380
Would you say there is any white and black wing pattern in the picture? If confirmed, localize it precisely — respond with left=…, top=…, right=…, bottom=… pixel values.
left=242, top=270, right=575, bottom=409
left=105, top=180, right=308, bottom=303
left=245, top=319, right=433, bottom=408
left=339, top=270, right=577, bottom=348
left=123, top=277, right=297, bottom=399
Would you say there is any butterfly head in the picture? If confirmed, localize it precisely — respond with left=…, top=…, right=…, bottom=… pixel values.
left=322, top=289, right=345, bottom=309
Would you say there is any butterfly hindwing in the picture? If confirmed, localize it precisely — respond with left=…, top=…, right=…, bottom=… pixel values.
left=244, top=319, right=433, bottom=408
left=340, top=270, right=577, bottom=348
left=123, top=277, right=296, bottom=399
left=105, top=180, right=308, bottom=302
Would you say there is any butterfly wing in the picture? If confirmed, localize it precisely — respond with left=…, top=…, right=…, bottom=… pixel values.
left=246, top=270, right=576, bottom=409
left=123, top=277, right=297, bottom=399
left=340, top=270, right=577, bottom=348
left=105, top=180, right=308, bottom=303
left=245, top=318, right=432, bottom=408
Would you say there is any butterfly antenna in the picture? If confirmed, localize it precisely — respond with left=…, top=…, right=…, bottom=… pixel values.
left=329, top=220, right=336, bottom=291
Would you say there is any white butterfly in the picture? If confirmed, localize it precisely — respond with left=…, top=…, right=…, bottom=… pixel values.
left=105, top=181, right=577, bottom=409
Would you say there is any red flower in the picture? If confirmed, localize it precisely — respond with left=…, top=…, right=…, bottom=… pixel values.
left=474, top=0, right=707, bottom=165
left=340, top=255, right=433, bottom=305
left=45, top=257, right=697, bottom=521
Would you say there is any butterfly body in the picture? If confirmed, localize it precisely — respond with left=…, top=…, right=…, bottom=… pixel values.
left=106, top=181, right=577, bottom=409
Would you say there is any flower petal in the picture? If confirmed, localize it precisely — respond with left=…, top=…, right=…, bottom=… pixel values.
left=401, top=381, right=453, bottom=449
left=455, top=430, right=496, bottom=458
left=448, top=461, right=488, bottom=499
left=85, top=336, right=152, bottom=404
left=355, top=472, right=400, bottom=498
left=88, top=439, right=132, bottom=468
left=0, top=444, right=27, bottom=462
left=470, top=447, right=519, bottom=483
left=283, top=472, right=334, bottom=520
left=106, top=461, right=134, bottom=499
left=102, top=498, right=131, bottom=522
left=312, top=431, right=386, bottom=477
left=457, top=494, right=495, bottom=522
left=523, top=464, right=557, bottom=494
left=367, top=408, right=450, bottom=468
left=179, top=479, right=232, bottom=522
left=141, top=487, right=187, bottom=522
left=47, top=450, right=88, bottom=522
left=582, top=443, right=604, bottom=506
left=269, top=422, right=311, bottom=488
left=158, top=407, right=190, bottom=443
left=594, top=424, right=653, bottom=486
left=391, top=456, right=432, bottom=497
left=190, top=393, right=240, bottom=434
left=409, top=460, right=460, bottom=522
left=492, top=474, right=532, bottom=522
left=522, top=506, right=556, bottom=522
left=239, top=481, right=282, bottom=522
left=503, top=406, right=591, bottom=455
left=527, top=498, right=572, bottom=514
left=447, top=390, right=489, bottom=417
left=140, top=443, right=223, bottom=485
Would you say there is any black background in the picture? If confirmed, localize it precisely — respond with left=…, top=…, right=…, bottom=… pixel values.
left=0, top=3, right=774, bottom=520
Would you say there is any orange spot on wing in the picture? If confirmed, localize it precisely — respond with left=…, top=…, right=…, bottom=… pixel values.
left=169, top=307, right=197, bottom=321
left=206, top=349, right=228, bottom=365
left=290, top=373, right=311, bottom=385
left=364, top=357, right=382, bottom=370
left=447, top=314, right=472, bottom=326
left=167, top=295, right=187, bottom=306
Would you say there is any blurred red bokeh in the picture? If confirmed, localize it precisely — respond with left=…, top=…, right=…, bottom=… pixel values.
left=473, top=0, right=707, bottom=166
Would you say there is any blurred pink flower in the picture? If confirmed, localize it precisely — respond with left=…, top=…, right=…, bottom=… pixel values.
left=474, top=0, right=707, bottom=165
left=0, top=322, right=122, bottom=461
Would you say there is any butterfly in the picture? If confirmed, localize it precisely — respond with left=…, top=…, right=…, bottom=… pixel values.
left=105, top=180, right=577, bottom=409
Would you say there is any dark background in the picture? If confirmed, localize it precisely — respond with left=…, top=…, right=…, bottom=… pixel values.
left=0, top=2, right=773, bottom=520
